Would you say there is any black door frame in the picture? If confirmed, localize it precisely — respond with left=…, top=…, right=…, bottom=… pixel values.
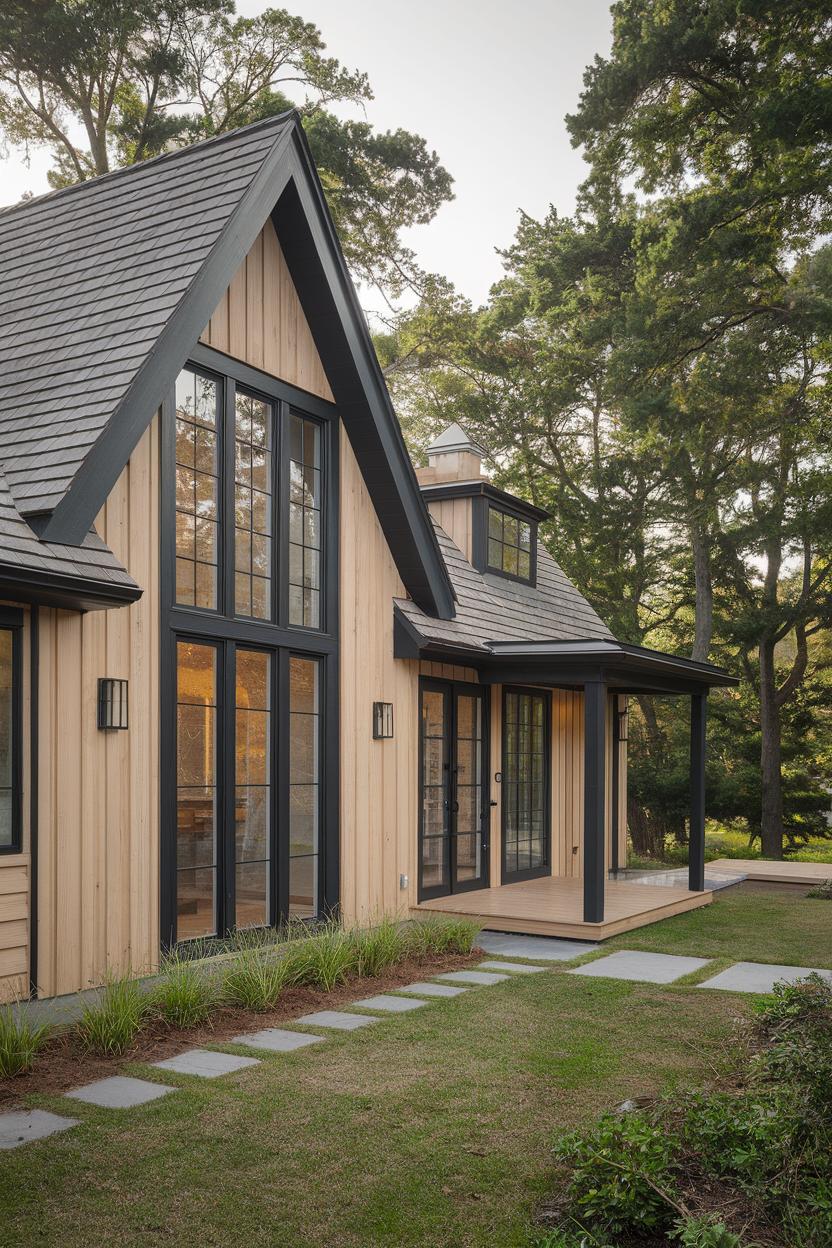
left=418, top=676, right=490, bottom=902
left=501, top=685, right=552, bottom=884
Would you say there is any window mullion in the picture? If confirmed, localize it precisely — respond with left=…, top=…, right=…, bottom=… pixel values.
left=222, top=379, right=236, bottom=618
left=221, top=641, right=237, bottom=937
left=277, top=400, right=290, bottom=629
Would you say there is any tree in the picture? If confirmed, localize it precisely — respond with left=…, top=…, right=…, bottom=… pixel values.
left=0, top=0, right=452, bottom=295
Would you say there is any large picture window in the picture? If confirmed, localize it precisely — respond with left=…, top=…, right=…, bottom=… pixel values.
left=502, top=688, right=550, bottom=882
left=0, top=613, right=22, bottom=855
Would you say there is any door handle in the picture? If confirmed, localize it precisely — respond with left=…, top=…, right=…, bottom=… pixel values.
left=489, top=800, right=498, bottom=808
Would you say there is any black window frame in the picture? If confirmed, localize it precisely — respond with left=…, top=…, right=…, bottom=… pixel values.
left=0, top=606, right=23, bottom=857
left=471, top=495, right=538, bottom=588
left=160, top=344, right=340, bottom=948
left=500, top=685, right=551, bottom=884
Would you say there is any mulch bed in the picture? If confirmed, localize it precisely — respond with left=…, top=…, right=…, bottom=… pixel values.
left=0, top=949, right=481, bottom=1107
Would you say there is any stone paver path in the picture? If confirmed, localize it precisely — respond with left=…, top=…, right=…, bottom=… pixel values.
left=293, top=1010, right=378, bottom=1031
left=477, top=931, right=598, bottom=961
left=351, top=994, right=428, bottom=1013
left=396, top=981, right=467, bottom=998
left=0, top=1109, right=80, bottom=1150
left=153, top=1049, right=260, bottom=1078
left=66, top=1076, right=175, bottom=1109
left=569, top=950, right=710, bottom=984
left=698, top=962, right=832, bottom=995
left=230, top=1028, right=325, bottom=1053
left=434, top=969, right=509, bottom=986
left=478, top=960, right=547, bottom=975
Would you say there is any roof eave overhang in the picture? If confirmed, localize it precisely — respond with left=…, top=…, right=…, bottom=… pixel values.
left=38, top=117, right=455, bottom=621
left=0, top=565, right=142, bottom=612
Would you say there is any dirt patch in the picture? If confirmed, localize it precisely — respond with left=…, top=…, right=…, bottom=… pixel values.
left=0, top=949, right=481, bottom=1106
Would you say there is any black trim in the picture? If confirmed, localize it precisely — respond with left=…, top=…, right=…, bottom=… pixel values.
left=40, top=117, right=455, bottom=620
left=417, top=677, right=490, bottom=902
left=500, top=685, right=551, bottom=884
left=472, top=495, right=539, bottom=588
left=0, top=565, right=141, bottom=613
left=689, top=693, right=707, bottom=892
left=420, top=479, right=549, bottom=523
left=583, top=680, right=606, bottom=923
left=28, top=605, right=38, bottom=997
left=610, top=694, right=621, bottom=875
left=0, top=607, right=24, bottom=857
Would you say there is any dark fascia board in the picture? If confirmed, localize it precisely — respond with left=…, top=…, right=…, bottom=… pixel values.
left=272, top=130, right=455, bottom=619
left=39, top=116, right=455, bottom=620
left=419, top=479, right=550, bottom=524
left=0, top=564, right=142, bottom=612
left=41, top=119, right=295, bottom=547
left=393, top=605, right=486, bottom=662
left=486, top=638, right=738, bottom=689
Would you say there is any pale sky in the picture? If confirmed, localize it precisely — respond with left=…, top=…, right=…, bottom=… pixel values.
left=1, top=0, right=613, bottom=307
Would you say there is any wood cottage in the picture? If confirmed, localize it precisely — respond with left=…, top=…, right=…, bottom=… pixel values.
left=0, top=113, right=736, bottom=1002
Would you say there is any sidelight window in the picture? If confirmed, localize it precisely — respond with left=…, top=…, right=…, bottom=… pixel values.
left=0, top=615, right=21, bottom=854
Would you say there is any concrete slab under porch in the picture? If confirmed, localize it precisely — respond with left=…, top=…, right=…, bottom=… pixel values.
left=413, top=874, right=712, bottom=941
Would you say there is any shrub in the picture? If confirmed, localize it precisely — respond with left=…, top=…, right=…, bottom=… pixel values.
left=77, top=975, right=148, bottom=1056
left=553, top=1111, right=680, bottom=1238
left=806, top=879, right=832, bottom=899
left=222, top=947, right=292, bottom=1011
left=0, top=1005, right=51, bottom=1077
left=674, top=1216, right=742, bottom=1248
left=351, top=917, right=408, bottom=978
left=407, top=917, right=480, bottom=957
left=153, top=954, right=216, bottom=1028
left=754, top=973, right=832, bottom=1038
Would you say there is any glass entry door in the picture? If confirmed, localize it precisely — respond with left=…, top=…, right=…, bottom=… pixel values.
left=419, top=679, right=489, bottom=900
left=502, top=687, right=550, bottom=882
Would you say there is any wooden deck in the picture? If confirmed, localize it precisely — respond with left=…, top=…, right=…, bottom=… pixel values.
left=414, top=874, right=712, bottom=941
left=708, top=858, right=831, bottom=886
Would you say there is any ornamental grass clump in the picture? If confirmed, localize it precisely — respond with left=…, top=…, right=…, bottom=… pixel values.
left=288, top=924, right=356, bottom=991
left=77, top=975, right=148, bottom=1056
left=152, top=953, right=217, bottom=1028
left=221, top=947, right=292, bottom=1011
left=407, top=916, right=480, bottom=958
left=351, top=916, right=409, bottom=978
left=0, top=1005, right=51, bottom=1077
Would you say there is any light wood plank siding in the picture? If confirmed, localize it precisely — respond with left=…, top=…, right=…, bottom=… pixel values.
left=35, top=419, right=160, bottom=999
left=340, top=431, right=422, bottom=923
left=200, top=219, right=334, bottom=403
left=424, top=498, right=474, bottom=561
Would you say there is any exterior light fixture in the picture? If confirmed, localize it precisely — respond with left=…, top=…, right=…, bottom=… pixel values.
left=97, top=678, right=129, bottom=730
left=372, top=701, right=394, bottom=740
left=616, top=700, right=629, bottom=744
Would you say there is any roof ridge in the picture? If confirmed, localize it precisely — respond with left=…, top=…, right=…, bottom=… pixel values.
left=0, top=110, right=298, bottom=222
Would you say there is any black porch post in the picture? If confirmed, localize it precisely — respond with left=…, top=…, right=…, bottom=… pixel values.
left=689, top=692, right=707, bottom=892
left=583, top=679, right=607, bottom=923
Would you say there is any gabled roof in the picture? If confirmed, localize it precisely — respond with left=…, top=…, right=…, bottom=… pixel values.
left=0, top=112, right=454, bottom=618
left=0, top=472, right=139, bottom=611
left=395, top=520, right=614, bottom=653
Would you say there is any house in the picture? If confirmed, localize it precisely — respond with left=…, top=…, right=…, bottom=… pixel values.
left=0, top=113, right=736, bottom=1002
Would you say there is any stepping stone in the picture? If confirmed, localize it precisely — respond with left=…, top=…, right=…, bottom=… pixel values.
left=352, top=994, right=428, bottom=1013
left=66, top=1076, right=175, bottom=1109
left=229, top=1028, right=325, bottom=1053
left=434, top=969, right=509, bottom=986
left=478, top=960, right=547, bottom=975
left=478, top=931, right=598, bottom=962
left=698, top=962, right=832, bottom=995
left=293, top=1010, right=378, bottom=1031
left=0, top=1109, right=79, bottom=1150
left=397, top=981, right=467, bottom=998
left=152, top=1048, right=260, bottom=1078
left=569, top=950, right=710, bottom=984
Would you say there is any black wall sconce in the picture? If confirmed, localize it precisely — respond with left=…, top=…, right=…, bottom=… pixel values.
left=98, top=678, right=129, bottom=730
left=615, top=699, right=629, bottom=744
left=372, top=701, right=394, bottom=740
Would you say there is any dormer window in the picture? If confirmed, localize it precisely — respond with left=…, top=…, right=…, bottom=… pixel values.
left=487, top=506, right=533, bottom=581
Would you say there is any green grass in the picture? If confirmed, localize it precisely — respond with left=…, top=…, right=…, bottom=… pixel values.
left=76, top=976, right=149, bottom=1057
left=0, top=971, right=743, bottom=1248
left=606, top=886, right=832, bottom=967
left=0, top=1006, right=51, bottom=1077
left=704, top=825, right=832, bottom=865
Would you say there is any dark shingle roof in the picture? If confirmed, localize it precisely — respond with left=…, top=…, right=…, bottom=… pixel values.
left=0, top=115, right=292, bottom=517
left=396, top=521, right=613, bottom=652
left=0, top=470, right=138, bottom=606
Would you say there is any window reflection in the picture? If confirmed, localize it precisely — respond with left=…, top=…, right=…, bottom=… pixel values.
left=176, top=641, right=218, bottom=938
left=175, top=370, right=219, bottom=609
left=289, top=657, right=320, bottom=916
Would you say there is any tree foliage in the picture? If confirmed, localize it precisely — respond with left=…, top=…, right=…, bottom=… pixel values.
left=0, top=0, right=452, bottom=295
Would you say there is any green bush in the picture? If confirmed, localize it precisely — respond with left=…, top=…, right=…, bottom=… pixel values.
left=674, top=1215, right=742, bottom=1247
left=351, top=917, right=409, bottom=978
left=554, top=1111, right=680, bottom=1238
left=0, top=1005, right=51, bottom=1077
left=152, top=954, right=216, bottom=1027
left=77, top=976, right=148, bottom=1056
left=806, top=879, right=832, bottom=899
left=222, top=947, right=292, bottom=1011
left=286, top=925, right=357, bottom=991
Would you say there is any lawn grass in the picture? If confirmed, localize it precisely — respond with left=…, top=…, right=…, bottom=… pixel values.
left=705, top=825, right=832, bottom=864
left=606, top=884, right=832, bottom=967
left=0, top=971, right=744, bottom=1248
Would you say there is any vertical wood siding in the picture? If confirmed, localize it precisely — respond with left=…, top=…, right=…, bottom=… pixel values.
left=424, top=498, right=474, bottom=561
left=201, top=219, right=334, bottom=403
left=35, top=419, right=160, bottom=998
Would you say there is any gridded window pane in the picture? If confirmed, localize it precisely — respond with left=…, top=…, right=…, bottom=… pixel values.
left=503, top=691, right=548, bottom=877
left=175, top=368, right=219, bottom=609
left=235, top=649, right=271, bottom=929
left=289, top=657, right=320, bottom=916
left=234, top=391, right=273, bottom=620
left=0, top=631, right=14, bottom=848
left=176, top=642, right=218, bottom=938
left=486, top=505, right=534, bottom=582
left=288, top=414, right=322, bottom=628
